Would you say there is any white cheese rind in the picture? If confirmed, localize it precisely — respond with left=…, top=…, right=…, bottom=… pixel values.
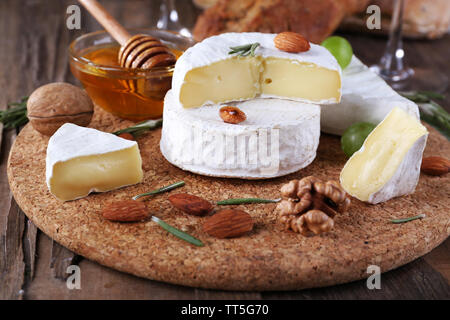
left=321, top=56, right=419, bottom=135
left=172, top=32, right=342, bottom=107
left=46, top=123, right=142, bottom=201
left=160, top=90, right=320, bottom=179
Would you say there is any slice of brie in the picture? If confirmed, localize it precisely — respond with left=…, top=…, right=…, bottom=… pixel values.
left=160, top=90, right=320, bottom=179
left=340, top=108, right=428, bottom=204
left=46, top=123, right=143, bottom=201
left=321, top=56, right=419, bottom=135
left=173, top=32, right=342, bottom=108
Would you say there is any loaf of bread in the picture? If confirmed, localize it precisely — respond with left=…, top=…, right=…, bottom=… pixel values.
left=193, top=0, right=449, bottom=41
left=193, top=0, right=370, bottom=43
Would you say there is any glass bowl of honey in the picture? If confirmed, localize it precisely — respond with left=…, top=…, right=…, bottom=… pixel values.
left=69, top=29, right=194, bottom=121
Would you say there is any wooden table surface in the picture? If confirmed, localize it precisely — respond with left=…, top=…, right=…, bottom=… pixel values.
left=0, top=0, right=449, bottom=300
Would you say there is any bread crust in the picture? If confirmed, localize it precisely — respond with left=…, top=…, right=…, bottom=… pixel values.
left=193, top=0, right=449, bottom=41
left=193, top=0, right=370, bottom=43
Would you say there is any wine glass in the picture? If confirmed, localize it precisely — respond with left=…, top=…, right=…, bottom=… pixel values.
left=370, top=0, right=448, bottom=92
left=157, top=0, right=192, bottom=38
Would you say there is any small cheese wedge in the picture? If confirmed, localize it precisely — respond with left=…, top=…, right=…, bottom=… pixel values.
left=340, top=108, right=428, bottom=204
left=321, top=56, right=419, bottom=135
left=46, top=123, right=143, bottom=201
left=173, top=32, right=342, bottom=108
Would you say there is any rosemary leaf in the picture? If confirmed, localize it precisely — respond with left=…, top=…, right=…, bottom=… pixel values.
left=400, top=91, right=445, bottom=102
left=250, top=42, right=259, bottom=56
left=0, top=97, right=29, bottom=129
left=112, top=118, right=162, bottom=136
left=217, top=197, right=281, bottom=205
left=399, top=90, right=450, bottom=140
left=132, top=181, right=185, bottom=200
left=228, top=42, right=260, bottom=57
left=151, top=216, right=204, bottom=247
left=390, top=213, right=426, bottom=224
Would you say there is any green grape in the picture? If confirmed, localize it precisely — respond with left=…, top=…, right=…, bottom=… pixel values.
left=341, top=122, right=376, bottom=158
left=321, top=36, right=353, bottom=69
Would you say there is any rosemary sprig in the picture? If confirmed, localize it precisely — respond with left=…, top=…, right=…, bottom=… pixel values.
left=151, top=216, right=204, bottom=247
left=399, top=90, right=449, bottom=139
left=390, top=213, right=426, bottom=224
left=217, top=197, right=281, bottom=205
left=228, top=42, right=260, bottom=57
left=399, top=91, right=445, bottom=103
left=0, top=96, right=29, bottom=129
left=132, top=181, right=185, bottom=200
left=112, top=118, right=162, bottom=137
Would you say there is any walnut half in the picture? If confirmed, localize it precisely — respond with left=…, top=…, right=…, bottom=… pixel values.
left=276, top=176, right=351, bottom=236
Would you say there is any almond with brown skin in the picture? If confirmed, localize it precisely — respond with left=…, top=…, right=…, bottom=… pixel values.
left=274, top=32, right=310, bottom=53
left=219, top=106, right=246, bottom=124
left=168, top=193, right=213, bottom=216
left=203, top=209, right=254, bottom=238
left=421, top=156, right=450, bottom=176
left=102, top=200, right=149, bottom=222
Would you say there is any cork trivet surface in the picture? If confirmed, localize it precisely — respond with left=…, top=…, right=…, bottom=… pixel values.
left=7, top=106, right=450, bottom=291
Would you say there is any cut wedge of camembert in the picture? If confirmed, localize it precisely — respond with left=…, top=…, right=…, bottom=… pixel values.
left=160, top=90, right=320, bottom=179
left=46, top=123, right=143, bottom=201
left=340, top=108, right=428, bottom=204
left=321, top=56, right=419, bottom=135
left=173, top=32, right=342, bottom=108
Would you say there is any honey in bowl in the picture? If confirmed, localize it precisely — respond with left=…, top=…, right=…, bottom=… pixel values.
left=69, top=30, right=192, bottom=121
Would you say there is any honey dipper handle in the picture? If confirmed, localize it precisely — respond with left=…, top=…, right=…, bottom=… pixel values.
left=78, top=0, right=131, bottom=46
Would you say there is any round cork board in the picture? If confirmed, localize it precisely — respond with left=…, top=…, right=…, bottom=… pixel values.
left=7, top=106, right=450, bottom=291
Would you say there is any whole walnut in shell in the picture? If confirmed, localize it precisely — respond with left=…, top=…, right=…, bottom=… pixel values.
left=27, top=82, right=94, bottom=136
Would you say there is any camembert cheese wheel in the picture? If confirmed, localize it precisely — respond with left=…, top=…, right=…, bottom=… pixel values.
left=160, top=90, right=321, bottom=179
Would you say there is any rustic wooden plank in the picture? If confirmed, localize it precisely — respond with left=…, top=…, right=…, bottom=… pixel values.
left=50, top=241, right=80, bottom=280
left=0, top=1, right=17, bottom=300
left=25, top=233, right=196, bottom=299
left=0, top=199, right=26, bottom=300
left=0, top=109, right=26, bottom=299
left=261, top=258, right=450, bottom=299
left=194, top=289, right=261, bottom=300
left=424, top=238, right=450, bottom=283
left=23, top=217, right=38, bottom=281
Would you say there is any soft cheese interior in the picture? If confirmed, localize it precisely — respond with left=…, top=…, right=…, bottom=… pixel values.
left=340, top=108, right=428, bottom=203
left=179, top=56, right=341, bottom=108
left=173, top=33, right=342, bottom=109
left=46, top=124, right=143, bottom=201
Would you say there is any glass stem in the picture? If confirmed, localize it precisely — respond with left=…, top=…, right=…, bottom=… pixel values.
left=157, top=0, right=191, bottom=37
left=376, top=0, right=412, bottom=82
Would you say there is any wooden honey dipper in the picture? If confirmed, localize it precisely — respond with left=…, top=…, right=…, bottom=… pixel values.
left=78, top=0, right=176, bottom=70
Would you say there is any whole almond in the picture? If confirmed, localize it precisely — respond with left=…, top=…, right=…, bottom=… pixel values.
left=274, top=32, right=310, bottom=53
left=168, top=193, right=213, bottom=216
left=421, top=156, right=450, bottom=176
left=203, top=209, right=254, bottom=238
left=219, top=106, right=246, bottom=124
left=102, top=200, right=149, bottom=222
